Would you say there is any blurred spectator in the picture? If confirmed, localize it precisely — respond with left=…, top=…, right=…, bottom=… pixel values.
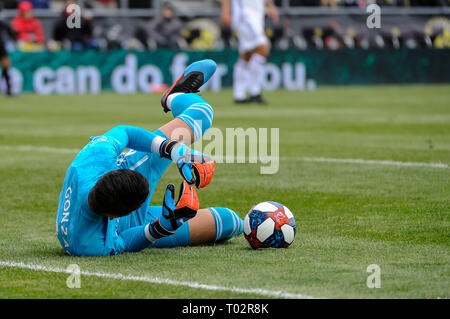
left=1, top=0, right=447, bottom=53
left=341, top=0, right=358, bottom=6
left=28, top=0, right=50, bottom=9
left=323, top=20, right=344, bottom=50
left=52, top=0, right=99, bottom=51
left=2, top=0, right=50, bottom=9
left=407, top=0, right=447, bottom=6
left=303, top=27, right=324, bottom=49
left=11, top=1, right=45, bottom=51
left=283, top=0, right=447, bottom=6
left=288, top=0, right=319, bottom=6
left=148, top=2, right=183, bottom=49
left=129, top=0, right=153, bottom=8
left=2, top=0, right=19, bottom=9
left=133, top=22, right=155, bottom=50
left=342, top=27, right=356, bottom=48
left=93, top=0, right=118, bottom=9
left=321, top=0, right=338, bottom=7
left=272, top=17, right=307, bottom=50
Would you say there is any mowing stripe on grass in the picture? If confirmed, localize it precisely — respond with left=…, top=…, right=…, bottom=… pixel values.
left=1, top=145, right=448, bottom=169
left=0, top=261, right=315, bottom=299
left=298, top=157, right=449, bottom=169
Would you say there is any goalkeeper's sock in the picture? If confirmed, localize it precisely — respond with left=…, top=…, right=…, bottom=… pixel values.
left=233, top=58, right=249, bottom=101
left=144, top=217, right=176, bottom=243
left=121, top=225, right=156, bottom=252
left=208, top=207, right=244, bottom=242
left=166, top=93, right=214, bottom=142
left=148, top=207, right=244, bottom=248
left=247, top=53, right=266, bottom=97
left=120, top=221, right=183, bottom=252
left=148, top=221, right=191, bottom=248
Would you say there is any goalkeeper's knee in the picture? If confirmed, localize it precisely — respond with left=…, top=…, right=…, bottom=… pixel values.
left=208, top=207, right=244, bottom=243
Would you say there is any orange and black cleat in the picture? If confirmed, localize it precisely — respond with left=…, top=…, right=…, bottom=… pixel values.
left=161, top=59, right=217, bottom=113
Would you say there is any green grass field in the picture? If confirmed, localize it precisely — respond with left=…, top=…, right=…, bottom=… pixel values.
left=0, top=86, right=449, bottom=299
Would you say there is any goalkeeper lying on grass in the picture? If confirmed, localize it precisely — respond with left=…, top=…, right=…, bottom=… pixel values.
left=56, top=59, right=244, bottom=256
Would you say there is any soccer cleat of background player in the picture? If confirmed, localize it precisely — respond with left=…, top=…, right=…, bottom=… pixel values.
left=221, top=0, right=279, bottom=104
left=56, top=59, right=243, bottom=256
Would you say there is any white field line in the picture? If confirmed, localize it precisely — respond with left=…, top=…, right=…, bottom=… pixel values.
left=0, top=261, right=315, bottom=299
left=0, top=144, right=448, bottom=169
left=0, top=145, right=79, bottom=154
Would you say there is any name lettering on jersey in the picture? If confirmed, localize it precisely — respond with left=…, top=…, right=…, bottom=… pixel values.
left=60, top=186, right=72, bottom=248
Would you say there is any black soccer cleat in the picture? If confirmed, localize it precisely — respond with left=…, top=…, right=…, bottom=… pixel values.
left=234, top=98, right=251, bottom=104
left=249, top=94, right=268, bottom=105
left=160, top=59, right=217, bottom=113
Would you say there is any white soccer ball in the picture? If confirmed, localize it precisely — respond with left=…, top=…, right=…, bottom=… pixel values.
left=243, top=201, right=296, bottom=249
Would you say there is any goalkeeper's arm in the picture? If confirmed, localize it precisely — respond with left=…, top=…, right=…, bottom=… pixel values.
left=103, top=125, right=214, bottom=188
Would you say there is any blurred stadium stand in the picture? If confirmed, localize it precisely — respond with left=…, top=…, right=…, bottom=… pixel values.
left=0, top=0, right=449, bottom=51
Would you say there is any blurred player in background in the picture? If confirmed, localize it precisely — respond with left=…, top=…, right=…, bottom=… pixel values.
left=0, top=19, right=17, bottom=96
left=221, top=0, right=279, bottom=104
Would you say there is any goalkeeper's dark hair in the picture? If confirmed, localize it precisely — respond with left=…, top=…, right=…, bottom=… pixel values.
left=88, top=169, right=149, bottom=217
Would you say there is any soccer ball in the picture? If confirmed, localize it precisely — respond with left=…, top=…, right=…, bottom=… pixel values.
left=243, top=201, right=296, bottom=249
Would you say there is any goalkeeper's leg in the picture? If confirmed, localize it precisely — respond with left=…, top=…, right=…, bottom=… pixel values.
left=149, top=207, right=243, bottom=248
left=158, top=93, right=213, bottom=145
left=158, top=59, right=216, bottom=145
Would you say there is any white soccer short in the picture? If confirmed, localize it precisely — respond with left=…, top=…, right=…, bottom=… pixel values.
left=232, top=0, right=268, bottom=53
left=235, top=20, right=268, bottom=53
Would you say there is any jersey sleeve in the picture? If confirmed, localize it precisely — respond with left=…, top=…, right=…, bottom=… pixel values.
left=73, top=125, right=165, bottom=166
left=102, top=125, right=163, bottom=155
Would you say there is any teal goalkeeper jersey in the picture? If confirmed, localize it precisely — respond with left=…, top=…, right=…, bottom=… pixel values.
left=55, top=125, right=166, bottom=256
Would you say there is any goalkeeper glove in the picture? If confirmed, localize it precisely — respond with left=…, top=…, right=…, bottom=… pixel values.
left=147, top=181, right=199, bottom=240
left=159, top=139, right=215, bottom=188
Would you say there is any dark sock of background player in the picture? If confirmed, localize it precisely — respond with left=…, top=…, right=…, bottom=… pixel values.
left=0, top=20, right=17, bottom=96
left=1, top=60, right=12, bottom=95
